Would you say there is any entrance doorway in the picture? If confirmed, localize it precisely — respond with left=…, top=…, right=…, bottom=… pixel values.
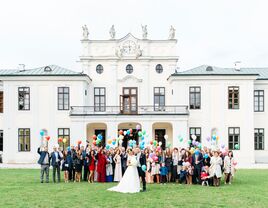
left=120, top=87, right=138, bottom=114
left=155, top=129, right=166, bottom=150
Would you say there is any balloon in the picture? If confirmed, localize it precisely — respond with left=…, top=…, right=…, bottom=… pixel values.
left=141, top=165, right=147, bottom=172
left=130, top=128, right=133, bottom=133
left=106, top=145, right=110, bottom=150
left=233, top=161, right=238, bottom=166
left=191, top=135, right=197, bottom=140
left=149, top=153, right=154, bottom=158
left=78, top=140, right=82, bottom=145
left=142, top=130, right=146, bottom=135
left=112, top=141, right=116, bottom=145
left=92, top=135, right=97, bottom=140
left=179, top=137, right=183, bottom=142
left=141, top=136, right=145, bottom=141
left=153, top=140, right=157, bottom=146
left=164, top=135, right=168, bottom=140
left=153, top=156, right=158, bottom=162
left=67, top=146, right=71, bottom=151
left=138, top=131, right=143, bottom=137
left=157, top=146, right=161, bottom=152
left=150, top=140, right=153, bottom=145
left=204, top=153, right=209, bottom=159
left=136, top=124, right=141, bottom=130
left=188, top=140, right=192, bottom=145
left=195, top=150, right=200, bottom=155
left=234, top=144, right=239, bottom=150
left=216, top=136, right=219, bottom=141
left=62, top=138, right=67, bottom=144
left=93, top=140, right=96, bottom=145
left=58, top=137, right=63, bottom=143
left=97, top=134, right=103, bottom=140
left=167, top=142, right=171, bottom=148
left=133, top=140, right=136, bottom=144
left=198, top=144, right=202, bottom=149
left=221, top=144, right=225, bottom=149
left=45, top=136, right=50, bottom=141
left=40, top=131, right=45, bottom=137
left=206, top=137, right=210, bottom=142
left=158, top=141, right=162, bottom=146
left=212, top=135, right=217, bottom=141
left=192, top=140, right=196, bottom=146
left=123, top=131, right=127, bottom=136
left=108, top=139, right=112, bottom=144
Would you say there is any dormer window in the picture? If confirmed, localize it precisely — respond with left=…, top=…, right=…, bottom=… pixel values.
left=44, top=66, right=52, bottom=72
left=156, top=64, right=163, bottom=73
left=126, top=64, right=133, bottom=74
left=96, top=64, right=104, bottom=74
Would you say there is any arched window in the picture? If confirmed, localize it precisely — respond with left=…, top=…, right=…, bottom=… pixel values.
left=126, top=64, right=133, bottom=74
left=155, top=64, right=163, bottom=73
left=96, top=64, right=104, bottom=74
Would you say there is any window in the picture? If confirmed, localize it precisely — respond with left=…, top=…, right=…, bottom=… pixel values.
left=18, top=87, right=30, bottom=110
left=18, top=128, right=30, bottom=151
left=58, top=87, right=69, bottom=110
left=94, top=87, right=106, bottom=112
left=96, top=64, right=104, bottom=74
left=189, top=127, right=201, bottom=142
left=228, top=87, right=239, bottom=109
left=189, top=87, right=201, bottom=109
left=155, top=64, right=163, bottom=74
left=126, top=64, right=133, bottom=74
left=228, top=127, right=240, bottom=150
left=0, top=130, right=3, bottom=151
left=154, top=87, right=165, bottom=110
left=255, top=128, right=264, bottom=150
left=0, top=91, right=3, bottom=113
left=254, top=90, right=264, bottom=112
left=58, top=128, right=70, bottom=149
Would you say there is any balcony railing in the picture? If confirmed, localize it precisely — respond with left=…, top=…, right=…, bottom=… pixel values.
left=70, top=105, right=189, bottom=116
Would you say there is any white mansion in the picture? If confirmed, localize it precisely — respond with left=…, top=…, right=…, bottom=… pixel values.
left=0, top=26, right=267, bottom=167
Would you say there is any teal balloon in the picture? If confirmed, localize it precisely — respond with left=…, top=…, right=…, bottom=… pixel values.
left=142, top=130, right=146, bottom=135
left=141, top=165, right=147, bottom=172
left=138, top=131, right=143, bottom=137
left=188, top=140, right=192, bottom=144
left=112, top=141, right=116, bottom=145
left=179, top=138, right=183, bottom=142
left=234, top=144, right=239, bottom=149
left=40, top=131, right=44, bottom=137
left=97, top=134, right=103, bottom=140
left=106, top=145, right=110, bottom=150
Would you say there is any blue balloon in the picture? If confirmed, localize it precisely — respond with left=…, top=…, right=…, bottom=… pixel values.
left=40, top=131, right=44, bottom=137
left=195, top=150, right=200, bottom=155
left=133, top=140, right=136, bottom=144
left=97, top=134, right=103, bottom=140
left=112, top=141, right=116, bottom=145
left=127, top=130, right=131, bottom=135
left=204, top=153, right=209, bottom=159
left=141, top=136, right=145, bottom=140
left=212, top=135, right=217, bottom=140
left=67, top=146, right=71, bottom=151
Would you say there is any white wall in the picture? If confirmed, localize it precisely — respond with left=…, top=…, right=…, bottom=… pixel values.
left=2, top=77, right=89, bottom=163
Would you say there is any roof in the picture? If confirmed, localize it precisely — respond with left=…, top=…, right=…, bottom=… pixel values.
left=170, top=65, right=268, bottom=80
left=0, top=65, right=89, bottom=78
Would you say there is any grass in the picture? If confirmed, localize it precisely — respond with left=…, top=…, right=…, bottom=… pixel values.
left=0, top=169, right=268, bottom=208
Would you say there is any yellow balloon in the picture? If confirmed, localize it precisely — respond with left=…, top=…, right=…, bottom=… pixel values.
left=62, top=138, right=67, bottom=144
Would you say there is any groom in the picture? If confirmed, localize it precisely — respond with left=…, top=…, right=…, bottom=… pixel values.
left=135, top=147, right=146, bottom=192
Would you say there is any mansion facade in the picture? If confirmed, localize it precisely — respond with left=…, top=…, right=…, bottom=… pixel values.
left=0, top=31, right=267, bottom=167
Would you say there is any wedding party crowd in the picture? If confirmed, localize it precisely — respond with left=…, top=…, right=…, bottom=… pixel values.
left=37, top=135, right=237, bottom=188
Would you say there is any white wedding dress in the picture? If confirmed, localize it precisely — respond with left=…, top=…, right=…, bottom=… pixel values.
left=108, top=155, right=140, bottom=193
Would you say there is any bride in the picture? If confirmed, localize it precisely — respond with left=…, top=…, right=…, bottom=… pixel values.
left=108, top=149, right=140, bottom=193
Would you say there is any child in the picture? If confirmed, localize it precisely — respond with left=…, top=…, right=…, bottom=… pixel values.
left=201, top=166, right=209, bottom=186
left=179, top=164, right=187, bottom=184
left=159, top=162, right=168, bottom=184
left=186, top=162, right=193, bottom=185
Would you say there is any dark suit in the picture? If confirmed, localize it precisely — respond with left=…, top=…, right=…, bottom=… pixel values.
left=137, top=152, right=146, bottom=191
left=37, top=147, right=50, bottom=183
left=121, top=152, right=127, bottom=176
left=51, top=151, right=62, bottom=183
left=192, top=153, right=203, bottom=184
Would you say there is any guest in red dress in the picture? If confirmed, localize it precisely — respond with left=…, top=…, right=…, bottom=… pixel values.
left=97, top=147, right=107, bottom=182
left=88, top=150, right=96, bottom=183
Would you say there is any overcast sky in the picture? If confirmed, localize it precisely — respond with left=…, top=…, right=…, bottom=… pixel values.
left=0, top=0, right=268, bottom=71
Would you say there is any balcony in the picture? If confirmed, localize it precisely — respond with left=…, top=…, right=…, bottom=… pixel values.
left=70, top=105, right=189, bottom=116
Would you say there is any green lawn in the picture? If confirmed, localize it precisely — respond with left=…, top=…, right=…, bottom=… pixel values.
left=0, top=169, right=267, bottom=208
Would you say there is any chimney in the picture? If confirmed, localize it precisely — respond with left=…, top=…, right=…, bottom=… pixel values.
left=234, top=61, right=241, bottom=71
left=18, top=64, right=25, bottom=71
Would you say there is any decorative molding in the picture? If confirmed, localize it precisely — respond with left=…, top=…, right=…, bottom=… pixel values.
left=117, top=75, right=143, bottom=83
